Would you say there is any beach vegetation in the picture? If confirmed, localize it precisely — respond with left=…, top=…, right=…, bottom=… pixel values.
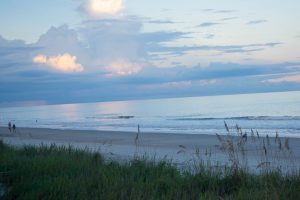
left=1, top=135, right=300, bottom=200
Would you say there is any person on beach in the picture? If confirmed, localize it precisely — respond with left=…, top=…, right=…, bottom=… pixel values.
left=12, top=124, right=16, bottom=133
left=242, top=133, right=247, bottom=142
left=8, top=121, right=12, bottom=132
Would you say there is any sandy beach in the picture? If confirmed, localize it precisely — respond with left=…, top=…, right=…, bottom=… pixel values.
left=1, top=127, right=300, bottom=171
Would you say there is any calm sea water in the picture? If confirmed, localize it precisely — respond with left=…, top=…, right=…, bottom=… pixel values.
left=1, top=91, right=300, bottom=137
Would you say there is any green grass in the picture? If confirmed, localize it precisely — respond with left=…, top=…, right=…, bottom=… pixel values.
left=0, top=139, right=300, bottom=200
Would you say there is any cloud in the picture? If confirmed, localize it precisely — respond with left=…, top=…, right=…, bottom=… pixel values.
left=33, top=53, right=84, bottom=73
left=105, top=58, right=141, bottom=76
left=0, top=35, right=40, bottom=59
left=205, top=34, right=215, bottom=39
left=115, top=62, right=298, bottom=87
left=263, top=74, right=300, bottom=83
left=247, top=20, right=268, bottom=25
left=0, top=21, right=282, bottom=79
left=200, top=9, right=215, bottom=12
left=0, top=100, right=47, bottom=108
left=286, top=65, right=300, bottom=70
left=0, top=14, right=298, bottom=105
left=0, top=20, right=190, bottom=77
left=198, top=79, right=218, bottom=86
left=33, top=54, right=47, bottom=63
left=200, top=9, right=236, bottom=13
left=36, top=25, right=82, bottom=55
left=141, top=81, right=192, bottom=90
left=136, top=79, right=220, bottom=98
left=31, top=21, right=146, bottom=74
left=220, top=17, right=238, bottom=21
left=1, top=40, right=300, bottom=105
left=82, top=0, right=123, bottom=18
left=198, top=22, right=221, bottom=27
left=214, top=10, right=236, bottom=13
left=148, top=42, right=281, bottom=56
left=146, top=20, right=175, bottom=24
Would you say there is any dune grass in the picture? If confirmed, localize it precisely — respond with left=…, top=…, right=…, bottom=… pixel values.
left=1, top=138, right=300, bottom=200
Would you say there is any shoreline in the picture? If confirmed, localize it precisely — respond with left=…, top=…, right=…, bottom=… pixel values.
left=1, top=126, right=300, bottom=170
left=1, top=125, right=300, bottom=138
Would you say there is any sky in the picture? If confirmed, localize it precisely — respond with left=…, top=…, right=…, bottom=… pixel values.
left=0, top=0, right=300, bottom=106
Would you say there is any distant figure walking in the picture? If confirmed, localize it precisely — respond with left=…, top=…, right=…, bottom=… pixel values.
left=8, top=121, right=12, bottom=132
left=12, top=124, right=16, bottom=133
left=135, top=124, right=140, bottom=147
left=242, top=133, right=247, bottom=142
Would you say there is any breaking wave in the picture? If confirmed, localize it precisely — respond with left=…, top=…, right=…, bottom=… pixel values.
left=172, top=116, right=300, bottom=121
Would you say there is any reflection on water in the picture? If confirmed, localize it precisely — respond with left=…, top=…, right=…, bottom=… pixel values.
left=95, top=101, right=131, bottom=115
left=56, top=104, right=81, bottom=121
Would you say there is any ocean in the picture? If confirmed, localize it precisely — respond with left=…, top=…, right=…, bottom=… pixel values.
left=1, top=91, right=300, bottom=137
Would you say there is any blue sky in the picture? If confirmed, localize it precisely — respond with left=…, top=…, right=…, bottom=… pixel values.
left=0, top=0, right=300, bottom=106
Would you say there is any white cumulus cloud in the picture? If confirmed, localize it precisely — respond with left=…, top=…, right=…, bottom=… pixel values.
left=105, top=58, right=141, bottom=76
left=32, top=54, right=47, bottom=63
left=33, top=53, right=84, bottom=73
left=84, top=0, right=123, bottom=18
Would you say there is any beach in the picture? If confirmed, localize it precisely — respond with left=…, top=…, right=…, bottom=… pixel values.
left=0, top=127, right=221, bottom=163
left=1, top=127, right=300, bottom=171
